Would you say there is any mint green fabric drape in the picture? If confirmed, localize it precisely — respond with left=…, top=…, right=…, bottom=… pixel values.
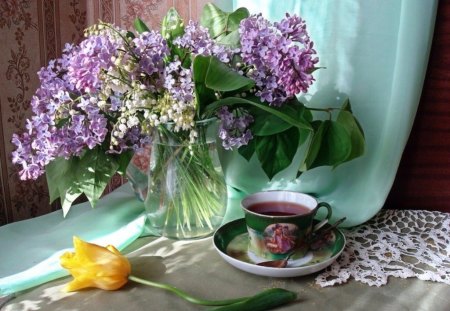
left=221, top=0, right=438, bottom=226
left=0, top=184, right=146, bottom=296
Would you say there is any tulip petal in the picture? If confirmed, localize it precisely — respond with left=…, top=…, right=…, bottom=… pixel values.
left=60, top=236, right=131, bottom=292
left=64, top=276, right=94, bottom=292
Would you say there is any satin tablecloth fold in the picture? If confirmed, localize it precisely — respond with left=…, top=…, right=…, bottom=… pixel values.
left=0, top=183, right=146, bottom=296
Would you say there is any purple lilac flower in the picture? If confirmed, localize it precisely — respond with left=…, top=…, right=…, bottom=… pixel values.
left=173, top=20, right=233, bottom=62
left=67, top=34, right=120, bottom=93
left=12, top=36, right=116, bottom=180
left=132, top=31, right=169, bottom=92
left=239, top=13, right=318, bottom=106
left=164, top=60, right=194, bottom=105
left=217, top=106, right=253, bottom=150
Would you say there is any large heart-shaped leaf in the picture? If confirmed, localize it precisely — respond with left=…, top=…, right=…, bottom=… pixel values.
left=161, top=7, right=184, bottom=39
left=251, top=111, right=293, bottom=136
left=237, top=138, right=256, bottom=161
left=250, top=101, right=310, bottom=136
left=193, top=55, right=254, bottom=116
left=46, top=156, right=83, bottom=216
left=305, top=120, right=352, bottom=170
left=115, top=150, right=134, bottom=175
left=205, top=56, right=254, bottom=91
left=200, top=3, right=249, bottom=43
left=336, top=100, right=365, bottom=162
left=76, top=147, right=119, bottom=207
left=255, top=127, right=300, bottom=179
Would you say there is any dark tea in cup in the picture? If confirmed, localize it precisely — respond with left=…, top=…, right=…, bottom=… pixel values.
left=247, top=201, right=311, bottom=217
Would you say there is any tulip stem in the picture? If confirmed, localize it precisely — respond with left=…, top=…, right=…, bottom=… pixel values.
left=128, top=275, right=249, bottom=306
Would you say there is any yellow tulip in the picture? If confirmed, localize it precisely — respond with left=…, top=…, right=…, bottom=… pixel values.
left=60, top=236, right=131, bottom=292
left=59, top=237, right=297, bottom=309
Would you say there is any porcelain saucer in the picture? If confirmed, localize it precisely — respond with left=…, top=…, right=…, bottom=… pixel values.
left=213, top=218, right=346, bottom=278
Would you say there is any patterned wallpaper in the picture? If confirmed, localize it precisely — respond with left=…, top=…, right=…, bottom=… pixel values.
left=0, top=0, right=209, bottom=225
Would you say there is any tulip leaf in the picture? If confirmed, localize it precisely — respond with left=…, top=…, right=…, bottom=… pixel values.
left=76, top=147, right=119, bottom=207
left=210, top=288, right=297, bottom=311
left=255, top=127, right=300, bottom=179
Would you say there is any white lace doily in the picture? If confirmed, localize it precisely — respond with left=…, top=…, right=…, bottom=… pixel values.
left=316, top=209, right=450, bottom=287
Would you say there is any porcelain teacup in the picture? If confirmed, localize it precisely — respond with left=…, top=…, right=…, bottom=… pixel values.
left=241, top=190, right=332, bottom=261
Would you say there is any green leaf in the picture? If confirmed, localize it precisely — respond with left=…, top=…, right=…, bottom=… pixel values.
left=255, top=127, right=300, bottom=179
left=193, top=55, right=254, bottom=117
left=210, top=288, right=297, bottom=311
left=251, top=110, right=292, bottom=136
left=200, top=3, right=249, bottom=40
left=60, top=188, right=83, bottom=217
left=133, top=18, right=150, bottom=34
left=305, top=120, right=352, bottom=169
left=126, top=31, right=135, bottom=39
left=115, top=150, right=134, bottom=175
left=250, top=101, right=310, bottom=136
left=76, top=148, right=119, bottom=207
left=205, top=96, right=312, bottom=131
left=193, top=55, right=218, bottom=116
left=161, top=7, right=184, bottom=39
left=46, top=156, right=78, bottom=203
left=205, top=56, right=254, bottom=91
left=337, top=109, right=365, bottom=162
left=46, top=156, right=83, bottom=216
left=216, top=29, right=241, bottom=48
left=226, top=7, right=249, bottom=32
left=237, top=138, right=256, bottom=161
left=303, top=121, right=326, bottom=170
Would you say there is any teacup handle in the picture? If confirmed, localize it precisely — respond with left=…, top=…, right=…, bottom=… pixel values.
left=312, top=202, right=332, bottom=232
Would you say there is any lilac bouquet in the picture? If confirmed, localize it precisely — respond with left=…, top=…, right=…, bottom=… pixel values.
left=12, top=3, right=365, bottom=216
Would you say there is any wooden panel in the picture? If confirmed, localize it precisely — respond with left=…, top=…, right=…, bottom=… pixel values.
left=385, top=1, right=450, bottom=212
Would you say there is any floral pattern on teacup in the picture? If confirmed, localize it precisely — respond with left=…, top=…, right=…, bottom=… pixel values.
left=263, top=223, right=298, bottom=254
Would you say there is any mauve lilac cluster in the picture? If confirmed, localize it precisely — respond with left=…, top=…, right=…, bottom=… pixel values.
left=173, top=20, right=235, bottom=63
left=215, top=13, right=318, bottom=149
left=239, top=13, right=318, bottom=106
left=217, top=107, right=254, bottom=150
left=11, top=38, right=117, bottom=180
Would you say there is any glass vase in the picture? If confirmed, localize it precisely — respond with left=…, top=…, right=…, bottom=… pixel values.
left=127, top=118, right=227, bottom=239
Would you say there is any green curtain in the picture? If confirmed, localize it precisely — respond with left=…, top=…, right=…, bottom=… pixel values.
left=220, top=0, right=438, bottom=226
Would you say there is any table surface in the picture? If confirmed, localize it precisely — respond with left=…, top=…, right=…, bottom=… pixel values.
left=2, top=234, right=450, bottom=311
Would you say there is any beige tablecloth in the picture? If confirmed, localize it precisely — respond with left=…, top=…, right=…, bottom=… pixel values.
left=2, top=234, right=450, bottom=311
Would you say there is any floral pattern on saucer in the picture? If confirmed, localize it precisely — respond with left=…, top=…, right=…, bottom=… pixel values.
left=213, top=218, right=346, bottom=278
